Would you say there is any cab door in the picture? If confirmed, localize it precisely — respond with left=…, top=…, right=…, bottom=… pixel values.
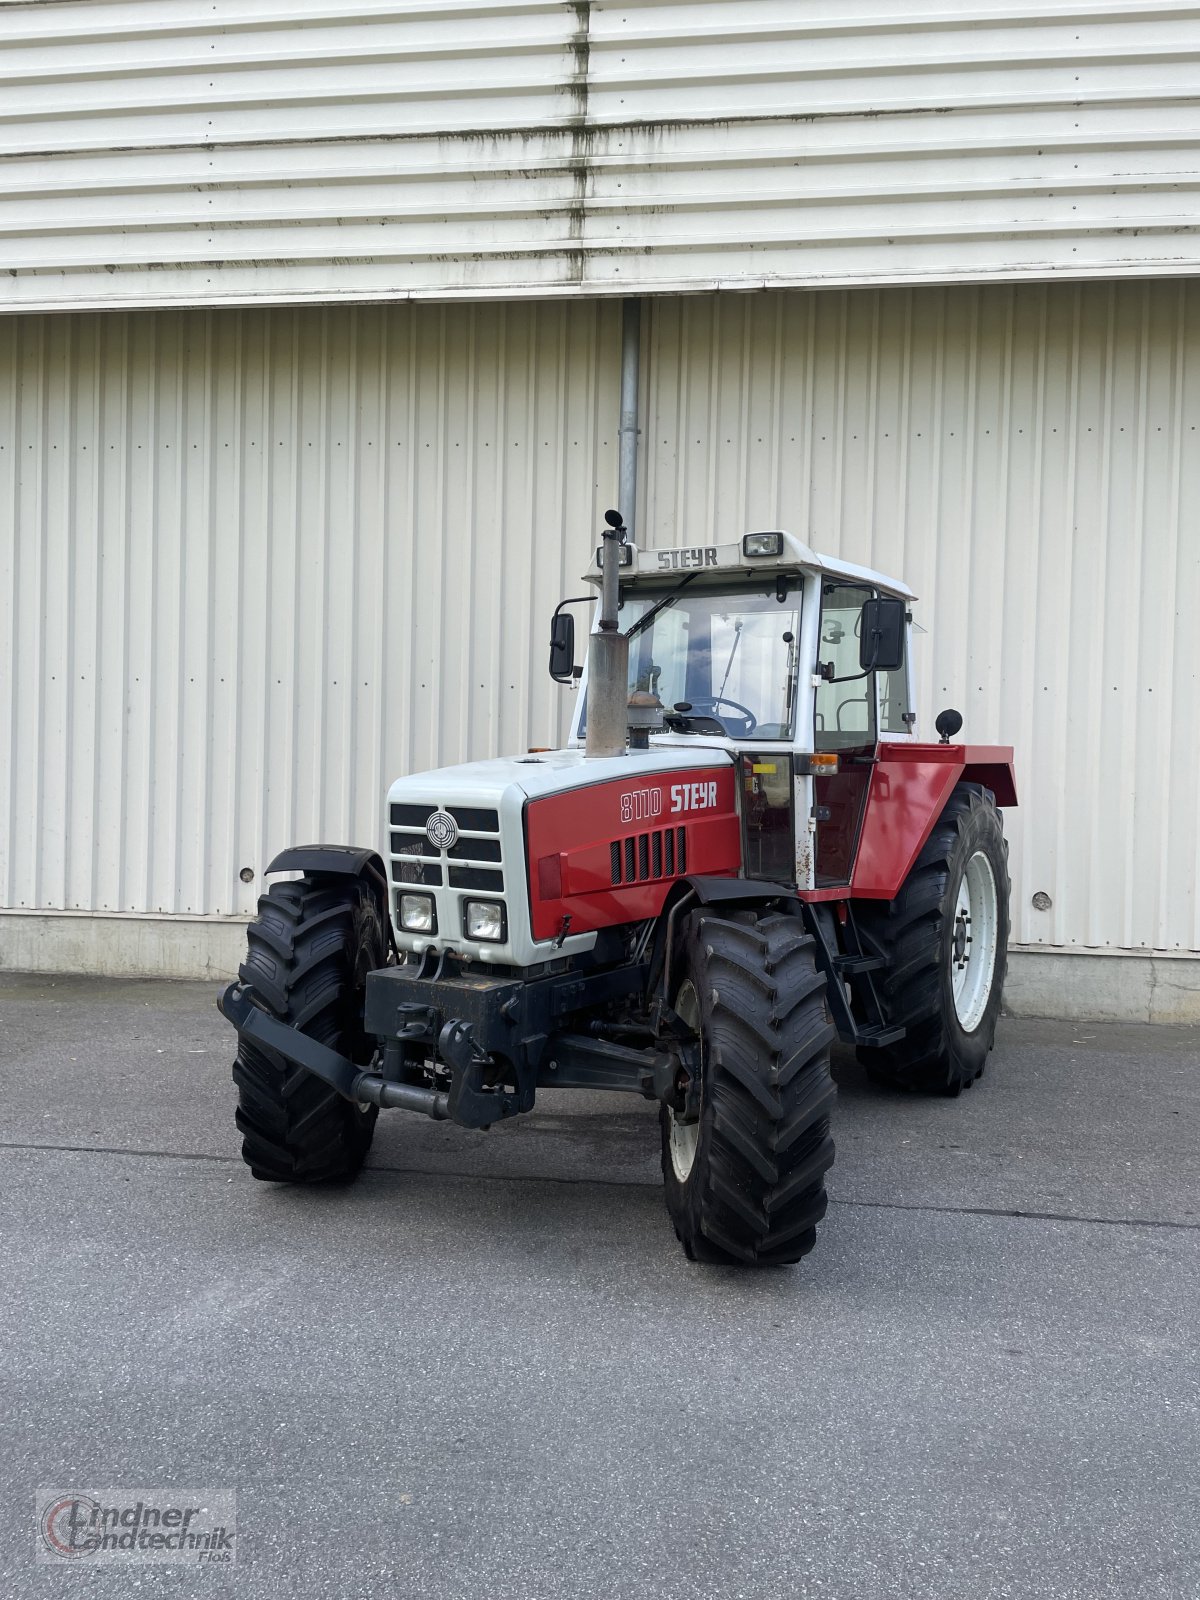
left=812, top=581, right=878, bottom=886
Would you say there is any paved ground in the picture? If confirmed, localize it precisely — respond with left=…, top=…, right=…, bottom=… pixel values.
left=1, top=972, right=1197, bottom=1600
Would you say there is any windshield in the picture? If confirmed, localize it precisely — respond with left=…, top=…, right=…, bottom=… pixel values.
left=603, top=579, right=802, bottom=739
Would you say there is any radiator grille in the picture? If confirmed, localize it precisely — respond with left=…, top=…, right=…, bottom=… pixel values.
left=610, top=826, right=687, bottom=886
left=389, top=801, right=504, bottom=897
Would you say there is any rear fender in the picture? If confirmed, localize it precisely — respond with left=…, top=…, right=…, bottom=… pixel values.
left=960, top=760, right=1018, bottom=808
left=849, top=744, right=1017, bottom=900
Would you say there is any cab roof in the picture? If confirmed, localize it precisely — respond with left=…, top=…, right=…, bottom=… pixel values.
left=584, top=529, right=916, bottom=602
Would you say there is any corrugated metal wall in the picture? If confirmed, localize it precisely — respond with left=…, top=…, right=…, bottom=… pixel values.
left=0, top=301, right=620, bottom=919
left=2, top=283, right=1200, bottom=953
left=4, top=0, right=1200, bottom=310
left=3, top=283, right=1197, bottom=952
left=640, top=281, right=1200, bottom=952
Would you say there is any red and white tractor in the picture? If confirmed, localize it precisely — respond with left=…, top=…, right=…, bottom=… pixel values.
left=219, top=513, right=1016, bottom=1266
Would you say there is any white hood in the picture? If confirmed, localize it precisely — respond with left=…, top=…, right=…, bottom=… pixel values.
left=385, top=746, right=736, bottom=965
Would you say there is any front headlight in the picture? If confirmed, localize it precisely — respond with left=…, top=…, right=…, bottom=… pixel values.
left=399, top=893, right=436, bottom=933
left=464, top=900, right=505, bottom=942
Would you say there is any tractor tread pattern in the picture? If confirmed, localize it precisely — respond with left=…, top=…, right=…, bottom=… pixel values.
left=855, top=784, right=1011, bottom=1093
left=231, top=876, right=381, bottom=1183
left=665, top=910, right=836, bottom=1266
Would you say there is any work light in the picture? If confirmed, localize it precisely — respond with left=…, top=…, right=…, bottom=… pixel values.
left=595, top=542, right=633, bottom=568
left=743, top=532, right=784, bottom=558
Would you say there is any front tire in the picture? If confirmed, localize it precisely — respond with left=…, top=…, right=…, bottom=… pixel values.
left=661, top=910, right=837, bottom=1266
left=232, top=874, right=386, bottom=1183
left=854, top=783, right=1011, bottom=1094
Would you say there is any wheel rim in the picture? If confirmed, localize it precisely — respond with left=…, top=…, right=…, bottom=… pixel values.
left=667, top=979, right=702, bottom=1182
left=950, top=850, right=999, bottom=1032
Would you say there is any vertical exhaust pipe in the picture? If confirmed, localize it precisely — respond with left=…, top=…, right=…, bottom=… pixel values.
left=586, top=514, right=630, bottom=759
left=586, top=300, right=640, bottom=760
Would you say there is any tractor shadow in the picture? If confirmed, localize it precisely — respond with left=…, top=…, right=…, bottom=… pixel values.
left=829, top=1041, right=903, bottom=1102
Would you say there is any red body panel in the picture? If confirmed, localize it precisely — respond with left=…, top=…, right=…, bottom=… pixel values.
left=525, top=765, right=740, bottom=941
left=826, top=742, right=1017, bottom=902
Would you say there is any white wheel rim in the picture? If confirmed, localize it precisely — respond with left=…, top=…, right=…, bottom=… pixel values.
left=667, top=979, right=702, bottom=1182
left=951, top=850, right=999, bottom=1033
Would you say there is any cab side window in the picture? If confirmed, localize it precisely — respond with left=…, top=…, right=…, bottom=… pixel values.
left=878, top=650, right=911, bottom=734
left=814, top=582, right=876, bottom=750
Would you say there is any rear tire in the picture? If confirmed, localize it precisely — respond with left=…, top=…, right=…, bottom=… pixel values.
left=232, top=874, right=386, bottom=1183
left=661, top=910, right=837, bottom=1266
left=854, top=783, right=1010, bottom=1094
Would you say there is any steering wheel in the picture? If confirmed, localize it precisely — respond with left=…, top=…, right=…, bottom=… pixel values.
left=687, top=695, right=758, bottom=737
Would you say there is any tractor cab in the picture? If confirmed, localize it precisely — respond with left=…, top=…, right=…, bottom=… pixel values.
left=554, top=529, right=914, bottom=891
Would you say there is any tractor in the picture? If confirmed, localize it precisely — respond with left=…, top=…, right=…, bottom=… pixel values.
left=219, top=513, right=1015, bottom=1266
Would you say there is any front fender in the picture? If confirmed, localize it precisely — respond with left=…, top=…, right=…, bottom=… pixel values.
left=683, top=875, right=795, bottom=907
left=265, top=844, right=390, bottom=910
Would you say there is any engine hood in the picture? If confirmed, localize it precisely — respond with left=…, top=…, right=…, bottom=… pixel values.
left=386, top=746, right=735, bottom=810
left=384, top=746, right=739, bottom=968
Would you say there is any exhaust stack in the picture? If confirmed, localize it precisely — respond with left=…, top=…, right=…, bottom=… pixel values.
left=586, top=512, right=630, bottom=759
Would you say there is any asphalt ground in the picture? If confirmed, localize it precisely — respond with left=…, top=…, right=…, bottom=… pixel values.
left=1, top=972, right=1197, bottom=1600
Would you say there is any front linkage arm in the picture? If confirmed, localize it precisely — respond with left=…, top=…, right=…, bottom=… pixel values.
left=219, top=977, right=700, bottom=1133
left=219, top=982, right=452, bottom=1120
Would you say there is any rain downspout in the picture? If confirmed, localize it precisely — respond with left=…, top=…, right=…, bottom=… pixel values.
left=618, top=297, right=640, bottom=541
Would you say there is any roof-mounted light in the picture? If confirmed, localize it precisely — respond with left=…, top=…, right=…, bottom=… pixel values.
left=743, top=532, right=784, bottom=558
left=595, top=542, right=633, bottom=568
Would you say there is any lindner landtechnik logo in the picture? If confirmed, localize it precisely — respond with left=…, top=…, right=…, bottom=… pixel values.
left=37, top=1491, right=236, bottom=1564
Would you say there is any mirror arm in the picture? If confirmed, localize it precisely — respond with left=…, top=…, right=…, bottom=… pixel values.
left=822, top=649, right=879, bottom=687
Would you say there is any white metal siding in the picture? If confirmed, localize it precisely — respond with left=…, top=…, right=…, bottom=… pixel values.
left=3, top=283, right=1197, bottom=955
left=0, top=301, right=620, bottom=918
left=639, top=281, right=1200, bottom=953
left=3, top=1, right=1200, bottom=310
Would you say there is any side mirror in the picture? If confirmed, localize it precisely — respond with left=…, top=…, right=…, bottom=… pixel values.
left=859, top=596, right=906, bottom=673
left=549, top=611, right=578, bottom=683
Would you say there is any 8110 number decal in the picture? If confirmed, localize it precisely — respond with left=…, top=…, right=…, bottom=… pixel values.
left=619, top=780, right=720, bottom=823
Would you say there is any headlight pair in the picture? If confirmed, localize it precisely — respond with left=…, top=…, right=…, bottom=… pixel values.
left=398, top=894, right=505, bottom=944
